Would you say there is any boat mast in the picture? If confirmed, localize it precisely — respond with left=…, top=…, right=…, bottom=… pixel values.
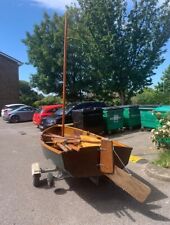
left=61, top=14, right=68, bottom=137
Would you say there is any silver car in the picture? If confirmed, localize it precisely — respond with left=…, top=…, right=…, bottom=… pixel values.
left=3, top=105, right=35, bottom=123
left=1, top=103, right=26, bottom=117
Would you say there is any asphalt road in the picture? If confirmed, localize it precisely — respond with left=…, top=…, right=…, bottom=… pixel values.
left=0, top=119, right=169, bottom=225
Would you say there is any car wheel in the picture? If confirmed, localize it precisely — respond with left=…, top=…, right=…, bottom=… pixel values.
left=10, top=115, right=20, bottom=123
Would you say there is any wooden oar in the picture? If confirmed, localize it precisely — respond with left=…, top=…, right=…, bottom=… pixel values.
left=52, top=137, right=80, bottom=144
left=56, top=143, right=69, bottom=152
left=44, top=134, right=102, bottom=145
left=44, top=133, right=79, bottom=139
left=43, top=133, right=78, bottom=141
left=64, top=144, right=73, bottom=151
left=106, top=165, right=151, bottom=203
left=67, top=144, right=80, bottom=151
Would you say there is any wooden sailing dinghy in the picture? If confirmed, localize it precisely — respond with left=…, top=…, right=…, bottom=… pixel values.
left=41, top=124, right=132, bottom=176
left=33, top=15, right=151, bottom=204
left=41, top=124, right=151, bottom=203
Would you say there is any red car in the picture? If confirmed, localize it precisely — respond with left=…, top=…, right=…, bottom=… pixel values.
left=33, top=104, right=63, bottom=126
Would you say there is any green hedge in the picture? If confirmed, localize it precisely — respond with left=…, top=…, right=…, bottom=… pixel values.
left=33, top=96, right=62, bottom=107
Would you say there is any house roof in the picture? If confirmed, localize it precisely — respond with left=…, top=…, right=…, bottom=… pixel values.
left=0, top=51, right=22, bottom=66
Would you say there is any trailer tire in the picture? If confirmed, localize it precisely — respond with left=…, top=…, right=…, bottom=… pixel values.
left=47, top=172, right=54, bottom=187
left=33, top=174, right=40, bottom=187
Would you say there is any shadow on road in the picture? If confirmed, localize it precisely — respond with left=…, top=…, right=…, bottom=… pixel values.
left=49, top=174, right=169, bottom=223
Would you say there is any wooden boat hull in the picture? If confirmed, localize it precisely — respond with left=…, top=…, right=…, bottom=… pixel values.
left=42, top=144, right=101, bottom=177
left=41, top=125, right=132, bottom=177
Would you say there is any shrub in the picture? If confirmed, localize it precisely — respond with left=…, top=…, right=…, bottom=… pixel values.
left=33, top=96, right=62, bottom=108
left=151, top=114, right=170, bottom=168
left=153, top=151, right=170, bottom=168
left=151, top=114, right=170, bottom=150
left=131, top=88, right=170, bottom=105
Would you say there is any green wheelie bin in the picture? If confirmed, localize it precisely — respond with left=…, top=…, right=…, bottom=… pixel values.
left=103, top=107, right=124, bottom=133
left=139, top=105, right=160, bottom=129
left=123, top=105, right=141, bottom=129
left=154, top=105, right=170, bottom=118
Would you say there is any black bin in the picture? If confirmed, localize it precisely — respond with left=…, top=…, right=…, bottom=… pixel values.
left=72, top=108, right=105, bottom=134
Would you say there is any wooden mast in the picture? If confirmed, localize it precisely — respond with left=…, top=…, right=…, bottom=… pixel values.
left=62, top=14, right=68, bottom=137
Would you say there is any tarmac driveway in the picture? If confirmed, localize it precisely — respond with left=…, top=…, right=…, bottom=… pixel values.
left=0, top=119, right=169, bottom=225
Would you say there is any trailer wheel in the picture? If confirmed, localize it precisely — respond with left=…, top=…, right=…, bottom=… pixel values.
left=47, top=172, right=54, bottom=187
left=33, top=174, right=40, bottom=187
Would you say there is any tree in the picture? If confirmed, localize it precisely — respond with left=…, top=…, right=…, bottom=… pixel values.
left=33, top=95, right=62, bottom=108
left=23, top=9, right=92, bottom=102
left=23, top=1, right=170, bottom=104
left=78, top=0, right=170, bottom=104
left=131, top=88, right=159, bottom=104
left=23, top=13, right=64, bottom=94
left=132, top=64, right=170, bottom=105
left=155, top=65, right=170, bottom=93
left=19, top=80, right=42, bottom=106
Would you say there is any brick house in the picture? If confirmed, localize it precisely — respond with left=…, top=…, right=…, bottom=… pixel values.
left=0, top=52, right=22, bottom=112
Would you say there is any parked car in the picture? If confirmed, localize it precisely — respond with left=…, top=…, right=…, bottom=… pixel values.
left=3, top=105, right=36, bottom=123
left=1, top=104, right=26, bottom=118
left=33, top=104, right=63, bottom=127
left=39, top=101, right=107, bottom=131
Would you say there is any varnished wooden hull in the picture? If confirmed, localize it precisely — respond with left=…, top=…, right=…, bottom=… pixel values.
left=41, top=125, right=132, bottom=177
left=42, top=144, right=101, bottom=177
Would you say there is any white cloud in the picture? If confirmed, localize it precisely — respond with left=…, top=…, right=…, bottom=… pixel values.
left=32, top=0, right=78, bottom=10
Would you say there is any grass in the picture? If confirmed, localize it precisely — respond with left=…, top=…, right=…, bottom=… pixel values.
left=154, top=150, right=170, bottom=168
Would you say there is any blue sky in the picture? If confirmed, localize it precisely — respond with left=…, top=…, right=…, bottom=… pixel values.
left=0, top=0, right=170, bottom=86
